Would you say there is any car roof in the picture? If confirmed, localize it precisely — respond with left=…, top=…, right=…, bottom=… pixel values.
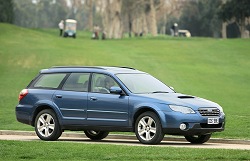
left=65, top=19, right=77, bottom=23
left=40, top=66, right=145, bottom=74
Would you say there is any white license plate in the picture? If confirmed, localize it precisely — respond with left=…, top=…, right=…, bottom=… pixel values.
left=207, top=118, right=219, bottom=124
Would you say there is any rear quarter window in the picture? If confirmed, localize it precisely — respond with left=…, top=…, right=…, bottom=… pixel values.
left=33, top=74, right=66, bottom=89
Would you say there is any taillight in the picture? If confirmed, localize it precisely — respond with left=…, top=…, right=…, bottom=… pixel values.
left=19, top=89, right=28, bottom=101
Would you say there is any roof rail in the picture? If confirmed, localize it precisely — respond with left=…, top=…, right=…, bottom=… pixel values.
left=113, top=66, right=136, bottom=70
left=50, top=66, right=105, bottom=70
left=50, top=66, right=136, bottom=70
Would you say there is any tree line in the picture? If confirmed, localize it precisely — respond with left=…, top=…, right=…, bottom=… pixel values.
left=1, top=0, right=250, bottom=39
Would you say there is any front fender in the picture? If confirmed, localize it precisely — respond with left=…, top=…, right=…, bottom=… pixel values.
left=132, top=103, right=169, bottom=128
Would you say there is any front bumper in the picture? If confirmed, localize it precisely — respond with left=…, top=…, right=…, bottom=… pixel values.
left=161, top=111, right=225, bottom=135
left=163, top=122, right=225, bottom=135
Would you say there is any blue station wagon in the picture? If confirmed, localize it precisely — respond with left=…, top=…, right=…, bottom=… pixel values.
left=16, top=66, right=225, bottom=144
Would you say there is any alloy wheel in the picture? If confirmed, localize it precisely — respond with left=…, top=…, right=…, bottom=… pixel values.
left=36, top=113, right=55, bottom=138
left=137, top=116, right=157, bottom=141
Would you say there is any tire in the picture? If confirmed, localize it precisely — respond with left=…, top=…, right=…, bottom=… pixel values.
left=35, top=109, right=62, bottom=141
left=135, top=111, right=164, bottom=144
left=185, top=134, right=211, bottom=144
left=84, top=130, right=109, bottom=140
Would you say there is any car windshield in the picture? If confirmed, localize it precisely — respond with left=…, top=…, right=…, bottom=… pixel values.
left=116, top=73, right=174, bottom=94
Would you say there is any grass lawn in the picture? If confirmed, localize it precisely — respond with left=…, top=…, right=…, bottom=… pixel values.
left=0, top=140, right=249, bottom=161
left=0, top=23, right=250, bottom=140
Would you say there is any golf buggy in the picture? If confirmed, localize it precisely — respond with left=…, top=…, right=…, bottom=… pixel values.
left=64, top=19, right=77, bottom=38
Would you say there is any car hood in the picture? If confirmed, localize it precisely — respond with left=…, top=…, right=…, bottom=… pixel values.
left=138, top=93, right=219, bottom=110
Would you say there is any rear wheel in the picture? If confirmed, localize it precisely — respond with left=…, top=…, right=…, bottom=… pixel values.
left=35, top=109, right=62, bottom=141
left=185, top=134, right=211, bottom=144
left=84, top=130, right=109, bottom=140
left=135, top=111, right=164, bottom=144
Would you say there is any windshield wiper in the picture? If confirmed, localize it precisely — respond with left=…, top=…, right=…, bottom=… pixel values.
left=152, top=91, right=169, bottom=93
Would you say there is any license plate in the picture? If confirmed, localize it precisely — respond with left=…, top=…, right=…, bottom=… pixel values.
left=207, top=118, right=219, bottom=124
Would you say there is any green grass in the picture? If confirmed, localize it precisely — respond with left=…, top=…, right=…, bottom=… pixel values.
left=0, top=140, right=249, bottom=161
left=0, top=23, right=250, bottom=139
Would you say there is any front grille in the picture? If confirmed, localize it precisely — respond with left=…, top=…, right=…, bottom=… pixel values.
left=198, top=108, right=220, bottom=116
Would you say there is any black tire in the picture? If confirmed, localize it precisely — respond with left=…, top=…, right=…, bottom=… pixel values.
left=135, top=111, right=164, bottom=144
left=35, top=109, right=62, bottom=141
left=84, top=130, right=109, bottom=140
left=185, top=134, right=211, bottom=144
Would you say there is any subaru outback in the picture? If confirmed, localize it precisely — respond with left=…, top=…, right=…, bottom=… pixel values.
left=16, top=66, right=225, bottom=144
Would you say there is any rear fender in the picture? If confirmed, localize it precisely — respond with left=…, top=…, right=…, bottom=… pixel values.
left=31, top=100, right=63, bottom=126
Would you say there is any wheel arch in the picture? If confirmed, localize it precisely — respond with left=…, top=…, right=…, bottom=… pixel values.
left=132, top=106, right=161, bottom=132
left=31, top=103, right=62, bottom=126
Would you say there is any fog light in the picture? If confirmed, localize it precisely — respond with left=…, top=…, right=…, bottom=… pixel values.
left=180, top=123, right=187, bottom=131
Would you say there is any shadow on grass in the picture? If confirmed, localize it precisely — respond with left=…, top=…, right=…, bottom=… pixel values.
left=57, top=138, right=216, bottom=147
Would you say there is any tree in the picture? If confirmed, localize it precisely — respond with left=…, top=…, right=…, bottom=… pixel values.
left=179, top=0, right=222, bottom=37
left=13, top=0, right=37, bottom=27
left=219, top=0, right=250, bottom=38
left=13, top=0, right=68, bottom=28
left=122, top=0, right=147, bottom=37
left=84, top=0, right=94, bottom=31
left=121, top=0, right=163, bottom=37
left=123, top=0, right=149, bottom=37
left=0, top=0, right=14, bottom=23
left=156, top=0, right=183, bottom=35
left=148, top=0, right=157, bottom=36
left=94, top=0, right=123, bottom=39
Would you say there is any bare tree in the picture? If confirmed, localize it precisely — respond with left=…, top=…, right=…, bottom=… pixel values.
left=148, top=0, right=157, bottom=36
left=95, top=0, right=164, bottom=38
left=122, top=0, right=145, bottom=37
left=157, top=0, right=183, bottom=35
left=97, top=0, right=123, bottom=39
left=84, top=0, right=93, bottom=31
left=129, top=0, right=149, bottom=36
left=122, top=0, right=162, bottom=37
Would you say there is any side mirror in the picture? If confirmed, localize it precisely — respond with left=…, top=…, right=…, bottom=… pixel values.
left=110, top=86, right=123, bottom=95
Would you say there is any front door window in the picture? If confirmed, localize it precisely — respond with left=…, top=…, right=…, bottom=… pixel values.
left=91, top=73, right=119, bottom=93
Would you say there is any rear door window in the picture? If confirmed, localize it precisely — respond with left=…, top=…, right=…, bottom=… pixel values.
left=34, top=74, right=66, bottom=89
left=62, top=73, right=90, bottom=92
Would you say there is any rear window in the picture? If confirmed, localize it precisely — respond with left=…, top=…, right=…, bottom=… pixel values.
left=34, top=74, right=66, bottom=89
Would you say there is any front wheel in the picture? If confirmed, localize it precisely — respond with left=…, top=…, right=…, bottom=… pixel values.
left=185, top=134, right=211, bottom=144
left=135, top=112, right=164, bottom=144
left=35, top=109, right=62, bottom=141
left=84, top=130, right=109, bottom=140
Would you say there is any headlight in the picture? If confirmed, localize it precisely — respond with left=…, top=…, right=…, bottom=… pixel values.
left=169, top=105, right=195, bottom=114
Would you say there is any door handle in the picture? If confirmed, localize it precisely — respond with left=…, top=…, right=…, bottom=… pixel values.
left=90, top=97, right=97, bottom=101
left=55, top=95, right=62, bottom=98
